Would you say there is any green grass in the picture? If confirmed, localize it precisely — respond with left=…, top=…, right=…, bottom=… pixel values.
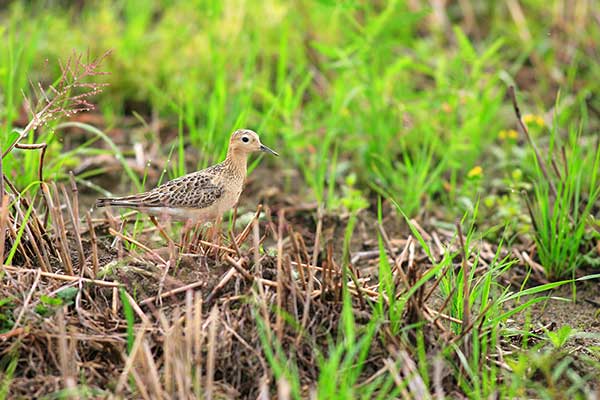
left=257, top=199, right=597, bottom=398
left=119, top=288, right=136, bottom=354
left=526, top=108, right=600, bottom=279
left=1, top=1, right=598, bottom=222
left=0, top=352, right=17, bottom=400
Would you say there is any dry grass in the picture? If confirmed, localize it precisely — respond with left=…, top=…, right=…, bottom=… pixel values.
left=0, top=178, right=514, bottom=398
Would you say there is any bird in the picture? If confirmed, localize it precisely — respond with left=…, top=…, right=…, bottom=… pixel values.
left=96, top=129, right=278, bottom=223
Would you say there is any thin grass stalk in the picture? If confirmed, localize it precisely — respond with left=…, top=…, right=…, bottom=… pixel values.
left=252, top=217, right=260, bottom=273
left=252, top=218, right=272, bottom=342
left=235, top=204, right=262, bottom=246
left=378, top=222, right=410, bottom=288
left=85, top=212, right=99, bottom=277
left=112, top=286, right=118, bottom=315
left=509, top=86, right=558, bottom=200
left=140, top=280, right=205, bottom=306
left=108, top=227, right=167, bottom=265
left=120, top=289, right=151, bottom=325
left=290, top=231, right=307, bottom=290
left=185, top=290, right=194, bottom=374
left=130, top=368, right=152, bottom=400
left=184, top=291, right=195, bottom=396
left=284, top=254, right=299, bottom=321
left=275, top=209, right=285, bottom=342
left=171, top=307, right=187, bottom=399
left=0, top=196, right=9, bottom=264
left=6, top=205, right=33, bottom=268
left=205, top=268, right=236, bottom=304
left=14, top=142, right=47, bottom=184
left=141, top=340, right=163, bottom=398
left=23, top=211, right=52, bottom=272
left=225, top=255, right=254, bottom=282
left=193, top=294, right=203, bottom=397
left=3, top=176, right=51, bottom=264
left=41, top=182, right=72, bottom=274
left=115, top=320, right=151, bottom=395
left=457, top=222, right=471, bottom=335
left=51, top=182, right=74, bottom=274
left=205, top=306, right=219, bottom=400
left=60, top=184, right=86, bottom=275
left=422, top=259, right=454, bottom=304
left=13, top=268, right=41, bottom=328
left=156, top=311, right=173, bottom=394
left=228, top=228, right=242, bottom=258
left=325, top=241, right=335, bottom=298
left=68, top=172, right=81, bottom=223
left=0, top=265, right=121, bottom=287
left=300, top=205, right=322, bottom=336
left=175, top=310, right=189, bottom=397
left=12, top=197, right=49, bottom=272
left=57, top=308, right=77, bottom=393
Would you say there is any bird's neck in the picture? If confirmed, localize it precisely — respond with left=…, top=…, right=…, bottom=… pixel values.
left=224, top=150, right=248, bottom=176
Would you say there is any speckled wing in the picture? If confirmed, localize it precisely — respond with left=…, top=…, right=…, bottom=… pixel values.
left=150, top=171, right=225, bottom=208
left=96, top=170, right=224, bottom=210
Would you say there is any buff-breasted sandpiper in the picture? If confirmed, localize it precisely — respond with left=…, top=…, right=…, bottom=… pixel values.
left=96, top=129, right=278, bottom=222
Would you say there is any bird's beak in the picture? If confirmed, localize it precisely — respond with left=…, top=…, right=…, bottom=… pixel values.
left=259, top=143, right=279, bottom=156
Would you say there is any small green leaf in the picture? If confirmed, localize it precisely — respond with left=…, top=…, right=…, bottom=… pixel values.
left=40, top=295, right=63, bottom=306
left=56, top=287, right=78, bottom=304
left=546, top=325, right=573, bottom=349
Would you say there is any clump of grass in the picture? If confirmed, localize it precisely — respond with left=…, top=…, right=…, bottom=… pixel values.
left=1, top=46, right=110, bottom=191
left=511, top=88, right=600, bottom=279
left=0, top=51, right=109, bottom=276
left=380, top=196, right=592, bottom=398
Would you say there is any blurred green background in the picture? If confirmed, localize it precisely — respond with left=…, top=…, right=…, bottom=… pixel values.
left=1, top=0, right=598, bottom=222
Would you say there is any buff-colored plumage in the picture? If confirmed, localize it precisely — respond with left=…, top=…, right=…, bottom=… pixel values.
left=96, top=129, right=278, bottom=221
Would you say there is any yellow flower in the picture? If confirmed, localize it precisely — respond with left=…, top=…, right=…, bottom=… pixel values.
left=535, top=116, right=545, bottom=127
left=467, top=165, right=483, bottom=178
left=523, top=114, right=545, bottom=127
left=498, top=129, right=518, bottom=140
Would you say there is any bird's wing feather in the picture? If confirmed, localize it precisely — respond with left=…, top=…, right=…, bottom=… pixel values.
left=99, top=170, right=224, bottom=209
left=157, top=172, right=224, bottom=208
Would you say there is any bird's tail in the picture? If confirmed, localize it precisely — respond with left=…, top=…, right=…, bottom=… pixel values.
left=96, top=197, right=143, bottom=208
left=96, top=197, right=116, bottom=208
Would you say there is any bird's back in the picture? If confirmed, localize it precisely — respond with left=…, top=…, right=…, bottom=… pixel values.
left=96, top=159, right=246, bottom=221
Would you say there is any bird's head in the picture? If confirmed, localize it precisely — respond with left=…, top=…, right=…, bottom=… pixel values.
left=228, top=129, right=279, bottom=157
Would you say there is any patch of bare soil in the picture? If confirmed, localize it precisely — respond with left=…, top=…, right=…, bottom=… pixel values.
left=521, top=281, right=600, bottom=334
left=508, top=280, right=600, bottom=387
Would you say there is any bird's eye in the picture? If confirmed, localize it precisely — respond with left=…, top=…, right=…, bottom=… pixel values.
left=241, top=136, right=249, bottom=143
